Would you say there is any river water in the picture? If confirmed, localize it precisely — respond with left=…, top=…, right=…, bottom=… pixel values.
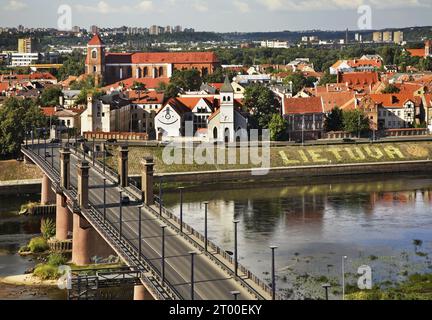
left=163, top=174, right=432, bottom=300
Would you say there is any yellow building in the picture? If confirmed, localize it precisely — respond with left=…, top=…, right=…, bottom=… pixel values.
left=373, top=32, right=382, bottom=43
left=383, top=31, right=393, bottom=43
left=393, top=31, right=404, bottom=44
left=18, top=38, right=32, bottom=53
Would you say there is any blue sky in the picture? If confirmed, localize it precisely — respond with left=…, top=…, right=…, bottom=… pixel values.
left=0, top=0, right=431, bottom=32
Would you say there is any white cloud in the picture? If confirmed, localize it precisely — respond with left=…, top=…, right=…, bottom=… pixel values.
left=192, top=0, right=209, bottom=12
left=4, top=0, right=27, bottom=11
left=257, top=0, right=431, bottom=11
left=76, top=0, right=153, bottom=14
left=234, top=0, right=250, bottom=13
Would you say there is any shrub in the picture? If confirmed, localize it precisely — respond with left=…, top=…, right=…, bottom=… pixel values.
left=18, top=245, right=30, bottom=253
left=48, top=253, right=67, bottom=266
left=33, top=264, right=59, bottom=280
left=28, top=237, right=49, bottom=253
left=41, top=218, right=56, bottom=240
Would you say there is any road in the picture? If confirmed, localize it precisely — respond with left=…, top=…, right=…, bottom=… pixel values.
left=33, top=144, right=257, bottom=300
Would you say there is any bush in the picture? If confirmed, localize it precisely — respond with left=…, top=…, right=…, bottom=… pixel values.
left=33, top=264, right=59, bottom=280
left=41, top=218, right=56, bottom=240
left=18, top=245, right=30, bottom=253
left=48, top=253, right=67, bottom=266
left=28, top=237, right=49, bottom=253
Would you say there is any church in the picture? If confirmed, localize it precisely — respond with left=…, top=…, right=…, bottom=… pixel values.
left=85, top=34, right=220, bottom=86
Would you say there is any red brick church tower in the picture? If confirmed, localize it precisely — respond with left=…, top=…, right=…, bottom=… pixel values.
left=85, top=34, right=105, bottom=86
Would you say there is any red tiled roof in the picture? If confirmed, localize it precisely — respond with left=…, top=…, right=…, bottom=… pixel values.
left=105, top=52, right=219, bottom=65
left=369, top=94, right=422, bottom=108
left=339, top=72, right=379, bottom=86
left=317, top=92, right=356, bottom=112
left=283, top=97, right=323, bottom=115
left=104, top=77, right=170, bottom=91
left=127, top=90, right=164, bottom=104
left=40, top=107, right=56, bottom=117
left=407, top=48, right=425, bottom=58
left=88, top=34, right=104, bottom=46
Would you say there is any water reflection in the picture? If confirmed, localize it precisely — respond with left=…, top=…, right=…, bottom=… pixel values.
left=163, top=174, right=432, bottom=299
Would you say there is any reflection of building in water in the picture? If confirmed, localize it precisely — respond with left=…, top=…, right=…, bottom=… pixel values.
left=280, top=193, right=326, bottom=227
left=370, top=191, right=417, bottom=205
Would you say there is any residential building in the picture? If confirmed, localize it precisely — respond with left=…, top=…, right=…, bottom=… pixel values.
left=393, top=31, right=404, bottom=44
left=18, top=38, right=32, bottom=53
left=383, top=31, right=393, bottom=43
left=10, top=52, right=39, bottom=67
left=260, top=40, right=289, bottom=49
left=373, top=32, right=383, bottom=43
left=407, top=40, right=432, bottom=58
left=60, top=90, right=81, bottom=108
left=330, top=58, right=382, bottom=75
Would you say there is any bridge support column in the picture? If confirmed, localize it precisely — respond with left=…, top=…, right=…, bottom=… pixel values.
left=118, top=145, right=129, bottom=187
left=77, top=160, right=90, bottom=209
left=41, top=174, right=55, bottom=205
left=72, top=212, right=115, bottom=266
left=56, top=192, right=72, bottom=241
left=133, top=285, right=152, bottom=300
left=141, top=157, right=154, bottom=205
left=60, top=147, right=71, bottom=190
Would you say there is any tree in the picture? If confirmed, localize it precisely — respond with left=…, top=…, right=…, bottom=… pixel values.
left=382, top=84, right=401, bottom=94
left=170, top=69, right=202, bottom=91
left=0, top=98, right=47, bottom=157
left=268, top=114, right=288, bottom=141
left=283, top=72, right=307, bottom=95
left=420, top=57, right=432, bottom=71
left=324, top=107, right=344, bottom=132
left=243, top=84, right=277, bottom=129
left=57, top=51, right=85, bottom=81
left=202, top=68, right=237, bottom=83
left=319, top=72, right=337, bottom=86
left=342, top=109, right=370, bottom=135
left=132, top=81, right=147, bottom=91
left=164, top=83, right=181, bottom=99
left=40, top=86, right=63, bottom=106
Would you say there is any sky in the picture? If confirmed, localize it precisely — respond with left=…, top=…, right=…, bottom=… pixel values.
left=0, top=0, right=431, bottom=32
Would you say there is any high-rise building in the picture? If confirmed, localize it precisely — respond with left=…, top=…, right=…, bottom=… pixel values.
left=149, top=25, right=159, bottom=35
left=89, top=25, right=99, bottom=34
left=18, top=38, right=32, bottom=53
left=174, top=25, right=182, bottom=33
left=393, top=31, right=404, bottom=44
left=72, top=26, right=80, bottom=33
left=373, top=32, right=383, bottom=43
left=165, top=26, right=173, bottom=34
left=383, top=31, right=393, bottom=43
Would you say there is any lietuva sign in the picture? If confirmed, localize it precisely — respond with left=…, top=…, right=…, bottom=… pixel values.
left=278, top=144, right=431, bottom=166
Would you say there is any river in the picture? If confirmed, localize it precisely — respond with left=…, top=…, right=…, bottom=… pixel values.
left=162, top=173, right=432, bottom=299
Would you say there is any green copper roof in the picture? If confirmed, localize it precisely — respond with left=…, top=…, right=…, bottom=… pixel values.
left=220, top=75, right=234, bottom=93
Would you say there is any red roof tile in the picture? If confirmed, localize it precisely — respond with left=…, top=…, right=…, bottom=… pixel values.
left=105, top=52, right=218, bottom=64
left=283, top=97, right=323, bottom=115
left=88, top=34, right=104, bottom=46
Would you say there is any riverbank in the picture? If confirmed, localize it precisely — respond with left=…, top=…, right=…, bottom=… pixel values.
left=0, top=274, right=57, bottom=287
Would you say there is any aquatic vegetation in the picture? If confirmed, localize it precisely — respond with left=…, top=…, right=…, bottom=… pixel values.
left=28, top=237, right=49, bottom=253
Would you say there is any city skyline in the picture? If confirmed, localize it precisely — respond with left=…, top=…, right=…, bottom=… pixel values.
left=0, top=0, right=431, bottom=32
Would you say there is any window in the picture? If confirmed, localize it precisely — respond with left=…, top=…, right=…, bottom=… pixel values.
left=91, top=50, right=97, bottom=59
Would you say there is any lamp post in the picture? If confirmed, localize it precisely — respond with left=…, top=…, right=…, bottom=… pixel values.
left=161, top=224, right=167, bottom=284
left=231, top=291, right=240, bottom=301
left=159, top=176, right=163, bottom=216
left=119, top=191, right=123, bottom=240
left=204, top=202, right=209, bottom=252
left=92, top=137, right=95, bottom=166
left=270, top=245, right=278, bottom=300
left=138, top=206, right=143, bottom=260
left=31, top=126, right=34, bottom=148
left=103, top=179, right=107, bottom=223
left=103, top=143, right=106, bottom=174
left=322, top=283, right=331, bottom=300
left=44, top=132, right=47, bottom=161
left=189, top=251, right=197, bottom=300
left=37, top=130, right=40, bottom=156
left=51, top=144, right=54, bottom=168
left=342, top=255, right=348, bottom=300
left=233, top=220, right=240, bottom=277
left=179, top=187, right=184, bottom=233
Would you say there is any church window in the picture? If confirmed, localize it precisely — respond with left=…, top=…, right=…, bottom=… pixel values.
left=91, top=49, right=97, bottom=59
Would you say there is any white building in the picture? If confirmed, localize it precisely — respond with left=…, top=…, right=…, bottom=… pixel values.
left=10, top=52, right=39, bottom=67
left=261, top=40, right=289, bottom=49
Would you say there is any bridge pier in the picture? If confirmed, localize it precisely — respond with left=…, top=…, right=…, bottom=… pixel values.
left=77, top=160, right=90, bottom=209
left=118, top=145, right=129, bottom=188
left=141, top=157, right=154, bottom=205
left=56, top=192, right=73, bottom=241
left=41, top=174, right=55, bottom=205
left=133, top=284, right=152, bottom=300
left=72, top=212, right=115, bottom=266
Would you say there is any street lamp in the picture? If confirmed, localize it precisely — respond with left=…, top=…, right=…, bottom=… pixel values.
left=270, top=245, right=278, bottom=300
left=103, top=143, right=106, bottom=174
left=138, top=205, right=143, bottom=260
left=119, top=191, right=123, bottom=239
left=179, top=187, right=185, bottom=233
left=231, top=291, right=240, bottom=300
left=159, top=176, right=163, bottom=216
left=204, top=202, right=209, bottom=252
left=161, top=224, right=167, bottom=284
left=189, top=251, right=197, bottom=300
left=51, top=144, right=54, bottom=168
left=322, top=283, right=331, bottom=301
left=44, top=131, right=47, bottom=161
left=233, top=220, right=240, bottom=277
left=103, top=178, right=107, bottom=223
left=92, top=137, right=96, bottom=166
left=342, top=255, right=348, bottom=300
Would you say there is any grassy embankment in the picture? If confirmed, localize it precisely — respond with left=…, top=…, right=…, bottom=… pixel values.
left=104, top=141, right=432, bottom=175
left=0, top=160, right=42, bottom=181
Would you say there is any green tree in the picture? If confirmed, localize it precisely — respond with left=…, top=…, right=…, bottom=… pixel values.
left=132, top=81, right=147, bottom=91
left=57, top=51, right=85, bottom=81
left=243, top=84, right=277, bottom=129
left=319, top=72, right=337, bottom=86
left=268, top=114, right=288, bottom=141
left=283, top=72, right=307, bottom=95
left=163, top=83, right=181, bottom=99
left=0, top=98, right=46, bottom=157
left=342, top=109, right=370, bottom=135
left=382, top=84, right=401, bottom=94
left=324, top=107, right=344, bottom=132
left=170, top=69, right=202, bottom=91
left=40, top=86, right=63, bottom=106
left=420, top=57, right=432, bottom=71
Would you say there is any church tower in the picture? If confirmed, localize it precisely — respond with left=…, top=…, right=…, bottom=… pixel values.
left=86, top=34, right=105, bottom=86
left=426, top=40, right=432, bottom=57
left=219, top=76, right=235, bottom=143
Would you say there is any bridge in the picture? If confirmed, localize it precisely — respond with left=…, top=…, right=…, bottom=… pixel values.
left=21, top=139, right=278, bottom=301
